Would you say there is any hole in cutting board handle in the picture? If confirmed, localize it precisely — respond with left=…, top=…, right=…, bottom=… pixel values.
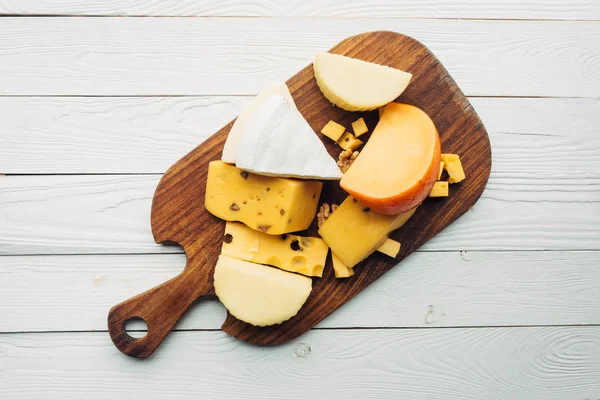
left=124, top=317, right=148, bottom=339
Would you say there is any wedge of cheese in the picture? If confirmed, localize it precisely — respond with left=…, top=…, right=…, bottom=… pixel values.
left=214, top=255, right=312, bottom=327
left=377, top=238, right=401, bottom=258
left=205, top=161, right=322, bottom=234
left=222, top=83, right=295, bottom=164
left=331, top=252, right=354, bottom=278
left=441, top=154, right=466, bottom=184
left=221, top=222, right=328, bottom=277
left=235, top=94, right=342, bottom=180
left=314, top=53, right=412, bottom=111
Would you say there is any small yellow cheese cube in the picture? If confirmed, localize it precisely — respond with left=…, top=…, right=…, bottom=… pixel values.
left=337, top=132, right=364, bottom=151
left=438, top=161, right=445, bottom=180
left=351, top=117, right=368, bottom=137
left=441, top=154, right=466, bottom=184
left=321, top=120, right=346, bottom=141
left=331, top=252, right=354, bottom=278
left=429, top=181, right=449, bottom=197
left=205, top=161, right=322, bottom=234
left=222, top=222, right=328, bottom=277
left=377, top=238, right=401, bottom=258
left=318, top=196, right=416, bottom=268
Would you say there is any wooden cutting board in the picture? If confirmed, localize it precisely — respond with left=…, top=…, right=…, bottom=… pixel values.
left=108, top=31, right=492, bottom=358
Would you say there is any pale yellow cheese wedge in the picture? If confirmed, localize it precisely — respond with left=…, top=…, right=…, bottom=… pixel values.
left=378, top=238, right=401, bottom=258
left=221, top=222, right=328, bottom=277
left=441, top=154, right=466, bottom=184
left=331, top=252, right=354, bottom=278
left=429, top=181, right=449, bottom=197
left=214, top=255, right=312, bottom=327
left=314, top=53, right=412, bottom=111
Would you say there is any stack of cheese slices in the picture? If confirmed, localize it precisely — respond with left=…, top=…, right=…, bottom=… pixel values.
left=204, top=53, right=466, bottom=327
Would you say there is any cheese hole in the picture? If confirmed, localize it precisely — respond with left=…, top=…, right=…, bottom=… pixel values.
left=290, top=240, right=301, bottom=251
left=292, top=256, right=307, bottom=268
left=300, top=238, right=312, bottom=248
left=223, top=233, right=233, bottom=244
left=124, top=317, right=147, bottom=339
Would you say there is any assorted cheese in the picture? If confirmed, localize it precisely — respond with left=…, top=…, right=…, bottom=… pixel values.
left=235, top=94, right=342, bottom=180
left=321, top=120, right=346, bottom=141
left=214, top=255, right=312, bottom=326
left=205, top=161, right=322, bottom=234
left=318, top=196, right=416, bottom=268
left=351, top=117, right=369, bottom=137
left=313, top=53, right=412, bottom=111
left=341, top=103, right=441, bottom=215
left=429, top=181, right=449, bottom=197
left=221, top=222, right=328, bottom=277
left=441, top=154, right=466, bottom=183
left=337, top=131, right=363, bottom=151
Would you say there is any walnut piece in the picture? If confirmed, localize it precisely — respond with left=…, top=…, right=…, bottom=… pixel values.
left=337, top=148, right=359, bottom=173
left=316, top=202, right=339, bottom=229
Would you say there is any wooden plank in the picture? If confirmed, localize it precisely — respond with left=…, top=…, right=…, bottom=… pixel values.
left=0, top=174, right=598, bottom=255
left=0, top=18, right=598, bottom=96
left=1, top=251, right=599, bottom=332
left=1, top=97, right=599, bottom=174
left=1, top=328, right=599, bottom=399
left=1, top=0, right=598, bottom=20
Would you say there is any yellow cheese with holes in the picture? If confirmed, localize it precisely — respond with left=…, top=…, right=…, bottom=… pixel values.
left=332, top=252, right=354, bottom=278
left=205, top=161, right=322, bottom=234
left=314, top=53, right=412, bottom=111
left=337, top=132, right=363, bottom=151
left=429, top=181, right=449, bottom=197
left=377, top=238, right=401, bottom=258
left=321, top=120, right=346, bottom=141
left=214, top=255, right=312, bottom=326
left=318, top=196, right=416, bottom=267
left=351, top=117, right=368, bottom=137
left=441, top=154, right=466, bottom=183
left=221, top=222, right=328, bottom=277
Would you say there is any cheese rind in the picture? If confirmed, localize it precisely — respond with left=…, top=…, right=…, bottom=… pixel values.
left=429, top=181, right=449, bottom=197
left=331, top=252, right=354, bottom=278
left=337, top=132, right=363, bottom=151
left=321, top=120, right=346, bottom=141
left=441, top=154, right=466, bottom=184
left=235, top=94, right=342, bottom=180
left=318, top=196, right=416, bottom=267
left=314, top=53, right=412, bottom=111
left=221, top=222, right=328, bottom=277
left=377, top=238, right=401, bottom=258
left=351, top=118, right=369, bottom=137
left=222, top=83, right=295, bottom=164
left=214, top=255, right=312, bottom=326
left=205, top=161, right=322, bottom=234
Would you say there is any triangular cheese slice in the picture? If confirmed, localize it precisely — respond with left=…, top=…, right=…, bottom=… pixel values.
left=222, top=83, right=295, bottom=164
left=235, top=94, right=343, bottom=180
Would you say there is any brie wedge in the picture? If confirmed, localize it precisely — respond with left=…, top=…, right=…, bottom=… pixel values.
left=235, top=94, right=343, bottom=180
left=222, top=83, right=296, bottom=164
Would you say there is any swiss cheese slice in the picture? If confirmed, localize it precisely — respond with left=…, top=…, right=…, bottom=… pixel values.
left=235, top=94, right=342, bottom=180
left=314, top=53, right=412, bottom=111
left=213, top=255, right=312, bottom=327
left=222, top=83, right=295, bottom=164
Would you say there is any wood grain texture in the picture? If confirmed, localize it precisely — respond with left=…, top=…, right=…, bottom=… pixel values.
left=107, top=31, right=492, bottom=356
left=1, top=96, right=599, bottom=174
left=2, top=328, right=600, bottom=399
left=0, top=18, right=599, bottom=97
left=1, top=0, right=598, bottom=19
left=2, top=251, right=600, bottom=332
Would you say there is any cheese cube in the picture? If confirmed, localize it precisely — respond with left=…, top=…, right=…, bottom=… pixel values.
left=429, top=181, right=449, bottom=197
left=331, top=252, right=354, bottom=278
left=337, top=132, right=364, bottom=151
left=318, top=196, right=416, bottom=267
left=441, top=154, right=466, bottom=184
left=221, top=222, right=328, bottom=277
left=351, top=117, right=369, bottom=137
left=438, top=161, right=445, bottom=180
left=377, top=238, right=401, bottom=258
left=205, top=161, right=322, bottom=234
left=321, top=120, right=346, bottom=141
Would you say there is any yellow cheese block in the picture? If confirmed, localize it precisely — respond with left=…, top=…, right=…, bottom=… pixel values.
left=377, top=238, right=401, bottom=258
left=313, top=53, right=412, bottom=111
left=214, top=255, right=312, bottom=327
left=321, top=120, right=346, bottom=141
left=205, top=161, right=322, bottom=234
left=331, top=252, right=354, bottom=278
left=429, top=181, right=449, bottom=197
left=337, top=132, right=363, bottom=151
left=318, top=196, right=416, bottom=267
left=221, top=222, right=328, bottom=277
left=351, top=117, right=369, bottom=137
left=441, top=154, right=466, bottom=184
left=438, top=161, right=445, bottom=180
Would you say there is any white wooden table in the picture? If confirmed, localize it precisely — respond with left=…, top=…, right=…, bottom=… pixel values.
left=1, top=1, right=599, bottom=399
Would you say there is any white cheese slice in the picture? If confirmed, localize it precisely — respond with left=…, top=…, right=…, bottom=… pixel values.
left=235, top=94, right=343, bottom=180
left=221, top=82, right=295, bottom=164
left=213, top=255, right=312, bottom=327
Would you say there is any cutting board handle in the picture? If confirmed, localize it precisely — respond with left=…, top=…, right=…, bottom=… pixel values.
left=107, top=267, right=211, bottom=358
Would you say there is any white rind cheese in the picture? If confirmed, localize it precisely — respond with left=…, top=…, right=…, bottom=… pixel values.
left=235, top=94, right=342, bottom=180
